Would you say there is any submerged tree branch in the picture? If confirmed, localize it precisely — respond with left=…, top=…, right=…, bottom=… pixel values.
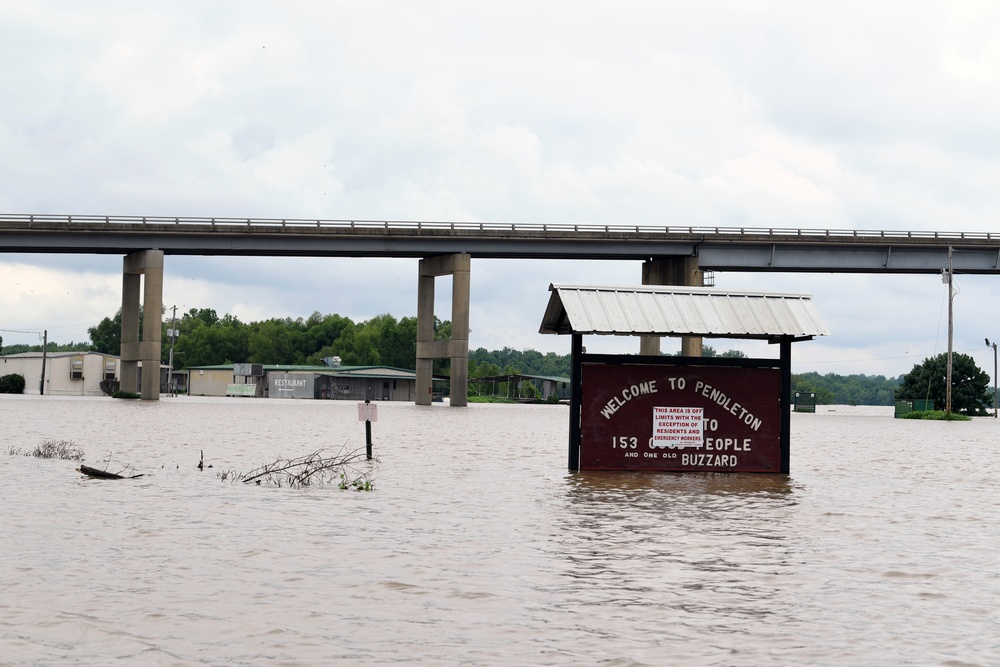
left=77, top=453, right=144, bottom=479
left=220, top=443, right=377, bottom=490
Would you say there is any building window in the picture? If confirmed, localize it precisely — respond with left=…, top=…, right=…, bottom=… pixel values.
left=71, top=356, right=84, bottom=380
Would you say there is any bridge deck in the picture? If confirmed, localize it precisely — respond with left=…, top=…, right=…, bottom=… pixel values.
left=2, top=214, right=999, bottom=273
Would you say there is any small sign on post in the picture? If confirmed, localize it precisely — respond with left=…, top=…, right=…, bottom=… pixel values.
left=357, top=401, right=378, bottom=422
left=358, top=400, right=377, bottom=459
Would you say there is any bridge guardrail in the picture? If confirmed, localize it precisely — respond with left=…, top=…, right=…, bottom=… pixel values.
left=1, top=214, right=997, bottom=241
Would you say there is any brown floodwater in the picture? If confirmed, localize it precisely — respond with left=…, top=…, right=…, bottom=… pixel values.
left=1, top=396, right=998, bottom=666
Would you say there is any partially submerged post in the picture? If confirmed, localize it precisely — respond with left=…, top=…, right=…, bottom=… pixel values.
left=359, top=399, right=377, bottom=460
left=539, top=284, right=830, bottom=474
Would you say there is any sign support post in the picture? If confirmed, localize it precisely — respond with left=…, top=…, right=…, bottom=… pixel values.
left=568, top=334, right=583, bottom=471
left=366, top=400, right=373, bottom=460
left=359, top=399, right=377, bottom=460
left=779, top=336, right=792, bottom=474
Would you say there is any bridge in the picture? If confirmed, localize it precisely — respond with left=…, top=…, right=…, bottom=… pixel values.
left=4, top=213, right=1000, bottom=401
left=4, top=214, right=1000, bottom=272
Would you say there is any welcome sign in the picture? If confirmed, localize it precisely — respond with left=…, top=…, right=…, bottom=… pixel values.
left=580, top=363, right=783, bottom=472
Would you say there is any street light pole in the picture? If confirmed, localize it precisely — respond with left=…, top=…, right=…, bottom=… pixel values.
left=167, top=305, right=178, bottom=395
left=988, top=338, right=998, bottom=419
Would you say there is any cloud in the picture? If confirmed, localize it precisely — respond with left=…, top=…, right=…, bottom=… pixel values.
left=2, top=2, right=1000, bottom=383
left=0, top=261, right=121, bottom=345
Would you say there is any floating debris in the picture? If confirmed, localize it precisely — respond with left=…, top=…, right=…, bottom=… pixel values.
left=76, top=461, right=144, bottom=480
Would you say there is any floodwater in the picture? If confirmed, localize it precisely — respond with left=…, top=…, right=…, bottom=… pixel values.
left=1, top=396, right=998, bottom=666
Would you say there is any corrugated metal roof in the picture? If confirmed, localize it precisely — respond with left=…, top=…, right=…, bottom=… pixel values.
left=329, top=369, right=417, bottom=379
left=539, top=284, right=830, bottom=339
left=332, top=366, right=416, bottom=378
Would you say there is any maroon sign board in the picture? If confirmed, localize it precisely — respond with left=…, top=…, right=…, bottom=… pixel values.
left=580, top=363, right=783, bottom=473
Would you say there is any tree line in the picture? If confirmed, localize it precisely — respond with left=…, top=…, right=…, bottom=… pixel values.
left=6, top=311, right=904, bottom=398
left=0, top=333, right=91, bottom=356
left=792, top=371, right=902, bottom=406
left=4, top=312, right=993, bottom=410
left=87, top=308, right=435, bottom=371
left=794, top=353, right=994, bottom=414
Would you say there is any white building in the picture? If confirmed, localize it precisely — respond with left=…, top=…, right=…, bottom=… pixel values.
left=0, top=352, right=121, bottom=396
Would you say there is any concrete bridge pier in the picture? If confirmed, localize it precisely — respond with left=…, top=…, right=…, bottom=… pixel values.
left=415, top=253, right=470, bottom=406
left=641, top=257, right=703, bottom=357
left=120, top=249, right=164, bottom=400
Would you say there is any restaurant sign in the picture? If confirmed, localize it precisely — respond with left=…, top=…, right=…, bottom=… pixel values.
left=580, top=363, right=782, bottom=472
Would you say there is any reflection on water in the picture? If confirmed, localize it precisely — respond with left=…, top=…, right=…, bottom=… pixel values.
left=1, top=397, right=998, bottom=666
left=555, top=470, right=799, bottom=651
left=566, top=469, right=795, bottom=498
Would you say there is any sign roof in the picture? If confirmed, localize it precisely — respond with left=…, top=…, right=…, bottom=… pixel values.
left=538, top=284, right=830, bottom=340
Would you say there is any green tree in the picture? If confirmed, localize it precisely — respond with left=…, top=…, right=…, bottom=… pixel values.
left=169, top=311, right=248, bottom=368
left=434, top=317, right=452, bottom=341
left=304, top=314, right=357, bottom=365
left=380, top=315, right=417, bottom=368
left=187, top=308, right=221, bottom=328
left=468, top=346, right=572, bottom=378
left=470, top=360, right=503, bottom=378
left=895, top=353, right=992, bottom=415
left=88, top=310, right=123, bottom=354
left=248, top=319, right=295, bottom=365
left=299, top=313, right=351, bottom=358
left=674, top=345, right=747, bottom=360
left=347, top=320, right=383, bottom=365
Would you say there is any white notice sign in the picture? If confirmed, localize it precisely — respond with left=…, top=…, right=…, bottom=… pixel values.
left=651, top=406, right=704, bottom=449
left=358, top=402, right=378, bottom=422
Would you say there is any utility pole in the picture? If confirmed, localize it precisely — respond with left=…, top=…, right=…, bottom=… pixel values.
left=946, top=247, right=954, bottom=415
left=167, top=305, right=178, bottom=395
left=39, top=330, right=48, bottom=395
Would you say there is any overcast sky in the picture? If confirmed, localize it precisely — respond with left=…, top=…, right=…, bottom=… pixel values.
left=3, top=1, right=1000, bottom=378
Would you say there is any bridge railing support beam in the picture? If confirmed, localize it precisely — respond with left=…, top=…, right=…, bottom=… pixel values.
left=120, top=249, right=164, bottom=400
left=415, top=253, right=471, bottom=407
left=641, top=256, right=704, bottom=356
